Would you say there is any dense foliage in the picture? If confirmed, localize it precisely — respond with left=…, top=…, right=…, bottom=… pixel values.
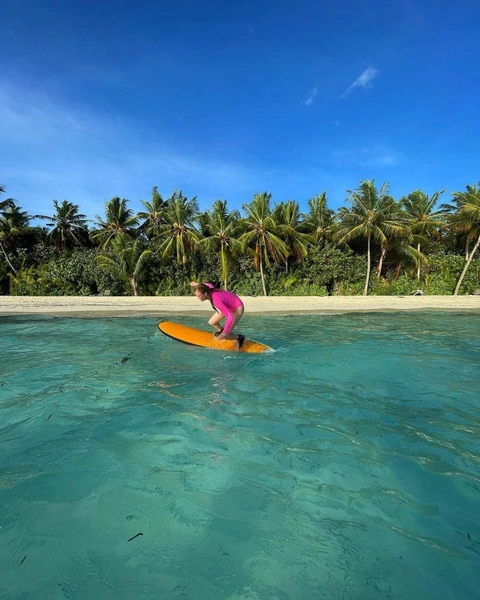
left=1, top=181, right=480, bottom=296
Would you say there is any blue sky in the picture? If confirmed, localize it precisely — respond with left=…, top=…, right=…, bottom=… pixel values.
left=1, top=0, right=479, bottom=224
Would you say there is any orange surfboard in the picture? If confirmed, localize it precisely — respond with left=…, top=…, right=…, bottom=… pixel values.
left=158, top=321, right=272, bottom=353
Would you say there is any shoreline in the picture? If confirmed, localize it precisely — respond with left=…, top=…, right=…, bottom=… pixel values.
left=1, top=295, right=480, bottom=317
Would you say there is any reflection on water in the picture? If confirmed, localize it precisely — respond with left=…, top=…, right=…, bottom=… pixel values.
left=1, top=313, right=479, bottom=599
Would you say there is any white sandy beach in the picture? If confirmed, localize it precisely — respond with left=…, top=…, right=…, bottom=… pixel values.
left=0, top=295, right=479, bottom=317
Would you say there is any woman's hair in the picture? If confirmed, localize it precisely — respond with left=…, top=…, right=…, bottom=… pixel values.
left=195, top=281, right=221, bottom=294
left=195, top=282, right=218, bottom=312
left=195, top=283, right=213, bottom=295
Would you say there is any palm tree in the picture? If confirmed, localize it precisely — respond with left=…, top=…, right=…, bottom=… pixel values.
left=273, top=200, right=313, bottom=272
left=35, top=200, right=90, bottom=252
left=97, top=232, right=152, bottom=296
left=301, top=192, right=334, bottom=244
left=374, top=200, right=412, bottom=278
left=156, top=190, right=200, bottom=265
left=0, top=191, right=29, bottom=274
left=137, top=186, right=168, bottom=239
left=441, top=184, right=480, bottom=261
left=334, top=180, right=406, bottom=295
left=386, top=236, right=427, bottom=281
left=400, top=189, right=445, bottom=279
left=198, top=199, right=241, bottom=289
left=238, top=192, right=288, bottom=296
left=444, top=184, right=480, bottom=295
left=92, top=197, right=139, bottom=248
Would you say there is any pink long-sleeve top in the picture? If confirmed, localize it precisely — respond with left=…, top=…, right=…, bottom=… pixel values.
left=204, top=284, right=244, bottom=334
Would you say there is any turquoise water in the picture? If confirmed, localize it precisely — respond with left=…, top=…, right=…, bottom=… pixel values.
left=1, top=312, right=479, bottom=600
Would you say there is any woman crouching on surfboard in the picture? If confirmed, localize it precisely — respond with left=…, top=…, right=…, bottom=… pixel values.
left=190, top=282, right=245, bottom=349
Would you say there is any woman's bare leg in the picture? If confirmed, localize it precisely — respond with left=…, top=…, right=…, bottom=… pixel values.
left=208, top=311, right=224, bottom=333
left=219, top=306, right=244, bottom=340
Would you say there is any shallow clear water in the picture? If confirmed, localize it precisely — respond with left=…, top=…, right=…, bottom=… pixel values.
left=1, top=312, right=479, bottom=600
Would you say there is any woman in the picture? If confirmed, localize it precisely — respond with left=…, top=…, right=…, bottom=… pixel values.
left=190, top=281, right=245, bottom=348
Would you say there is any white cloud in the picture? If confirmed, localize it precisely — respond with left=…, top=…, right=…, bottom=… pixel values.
left=340, top=66, right=379, bottom=98
left=304, top=86, right=318, bottom=106
left=0, top=79, right=266, bottom=220
left=1, top=78, right=368, bottom=220
left=331, top=145, right=402, bottom=168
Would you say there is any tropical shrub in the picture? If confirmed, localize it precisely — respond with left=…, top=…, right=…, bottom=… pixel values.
left=9, top=249, right=121, bottom=295
left=295, top=244, right=366, bottom=295
left=424, top=253, right=480, bottom=294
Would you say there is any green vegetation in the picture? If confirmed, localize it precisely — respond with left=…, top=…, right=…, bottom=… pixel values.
left=1, top=180, right=480, bottom=297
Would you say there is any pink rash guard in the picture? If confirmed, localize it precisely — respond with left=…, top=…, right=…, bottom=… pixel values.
left=204, top=283, right=244, bottom=335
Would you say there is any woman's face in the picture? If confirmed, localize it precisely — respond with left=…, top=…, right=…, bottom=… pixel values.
left=194, top=289, right=208, bottom=302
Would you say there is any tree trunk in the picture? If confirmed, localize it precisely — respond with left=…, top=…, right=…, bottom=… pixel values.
left=130, top=277, right=138, bottom=296
left=220, top=246, right=227, bottom=289
left=363, top=235, right=371, bottom=296
left=377, top=247, right=387, bottom=277
left=259, top=247, right=267, bottom=296
left=0, top=241, right=17, bottom=275
left=417, top=243, right=422, bottom=280
left=454, top=234, right=480, bottom=295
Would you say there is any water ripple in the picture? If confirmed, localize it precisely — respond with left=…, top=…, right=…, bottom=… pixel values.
left=1, top=314, right=479, bottom=599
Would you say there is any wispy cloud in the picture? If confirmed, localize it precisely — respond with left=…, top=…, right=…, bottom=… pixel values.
left=331, top=145, right=402, bottom=168
left=340, top=66, right=378, bottom=98
left=0, top=79, right=277, bottom=220
left=304, top=86, right=318, bottom=106
left=2, top=78, right=374, bottom=220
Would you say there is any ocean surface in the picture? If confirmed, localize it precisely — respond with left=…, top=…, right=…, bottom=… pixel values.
left=1, top=312, right=479, bottom=600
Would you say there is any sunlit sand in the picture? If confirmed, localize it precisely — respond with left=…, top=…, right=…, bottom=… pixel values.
left=1, top=295, right=479, bottom=317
